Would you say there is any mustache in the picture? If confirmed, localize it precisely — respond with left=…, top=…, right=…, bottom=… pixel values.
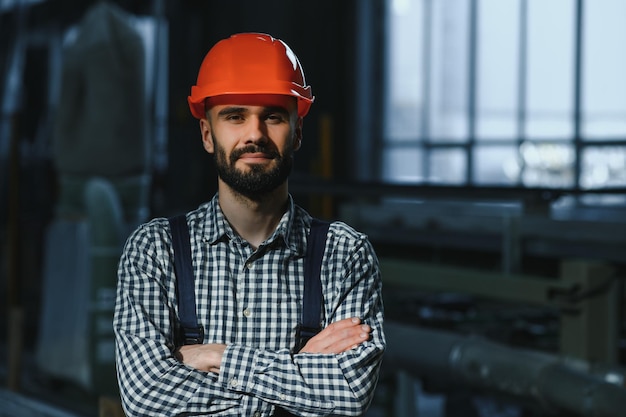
left=230, top=145, right=280, bottom=161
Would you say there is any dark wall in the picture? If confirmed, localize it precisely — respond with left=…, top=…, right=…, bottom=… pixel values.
left=1, top=0, right=361, bottom=217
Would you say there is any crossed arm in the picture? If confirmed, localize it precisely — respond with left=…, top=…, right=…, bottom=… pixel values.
left=115, top=221, right=385, bottom=416
left=176, top=317, right=371, bottom=373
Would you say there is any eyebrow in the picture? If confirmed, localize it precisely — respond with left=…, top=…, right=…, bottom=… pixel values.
left=216, top=106, right=290, bottom=118
left=215, top=107, right=244, bottom=118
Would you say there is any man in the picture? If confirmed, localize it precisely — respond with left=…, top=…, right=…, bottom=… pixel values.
left=114, top=33, right=385, bottom=416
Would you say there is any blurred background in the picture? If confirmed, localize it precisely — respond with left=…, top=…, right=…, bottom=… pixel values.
left=2, top=0, right=626, bottom=416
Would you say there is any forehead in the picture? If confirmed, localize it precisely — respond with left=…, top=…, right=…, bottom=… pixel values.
left=205, top=94, right=297, bottom=112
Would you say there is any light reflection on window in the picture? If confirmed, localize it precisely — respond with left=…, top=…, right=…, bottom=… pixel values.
left=581, top=147, right=626, bottom=189
left=515, top=142, right=575, bottom=188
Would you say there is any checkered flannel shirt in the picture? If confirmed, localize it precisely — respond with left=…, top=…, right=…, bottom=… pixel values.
left=114, top=194, right=386, bottom=416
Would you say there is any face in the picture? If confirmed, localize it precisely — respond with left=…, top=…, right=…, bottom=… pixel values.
left=200, top=94, right=303, bottom=200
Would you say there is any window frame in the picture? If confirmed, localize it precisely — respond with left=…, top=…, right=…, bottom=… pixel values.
left=365, top=0, right=626, bottom=191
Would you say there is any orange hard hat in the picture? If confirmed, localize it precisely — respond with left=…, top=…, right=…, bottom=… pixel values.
left=188, top=33, right=314, bottom=119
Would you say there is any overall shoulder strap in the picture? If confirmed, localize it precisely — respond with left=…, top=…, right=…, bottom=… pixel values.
left=168, top=214, right=204, bottom=346
left=296, top=218, right=331, bottom=351
left=279, top=219, right=330, bottom=416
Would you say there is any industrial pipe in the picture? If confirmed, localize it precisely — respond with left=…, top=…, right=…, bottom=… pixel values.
left=384, top=321, right=626, bottom=417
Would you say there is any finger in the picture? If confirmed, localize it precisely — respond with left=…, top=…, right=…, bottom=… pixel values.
left=332, top=317, right=362, bottom=329
left=312, top=320, right=362, bottom=348
left=326, top=322, right=371, bottom=342
left=301, top=323, right=371, bottom=354
left=326, top=325, right=371, bottom=353
left=318, top=317, right=362, bottom=337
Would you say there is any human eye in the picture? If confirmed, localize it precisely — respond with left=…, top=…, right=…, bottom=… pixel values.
left=265, top=114, right=282, bottom=123
left=221, top=113, right=247, bottom=125
left=226, top=114, right=244, bottom=122
left=218, top=107, right=246, bottom=123
left=264, top=111, right=288, bottom=124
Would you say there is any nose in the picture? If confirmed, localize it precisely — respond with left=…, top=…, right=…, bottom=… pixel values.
left=245, top=116, right=268, bottom=144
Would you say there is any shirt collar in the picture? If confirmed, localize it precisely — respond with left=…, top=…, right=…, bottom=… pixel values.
left=269, top=195, right=295, bottom=249
left=201, top=194, right=306, bottom=254
left=283, top=195, right=309, bottom=256
left=202, top=194, right=232, bottom=244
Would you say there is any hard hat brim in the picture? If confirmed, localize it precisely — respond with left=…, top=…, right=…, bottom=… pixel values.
left=188, top=83, right=314, bottom=119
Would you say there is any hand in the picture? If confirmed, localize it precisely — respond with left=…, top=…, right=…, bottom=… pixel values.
left=299, top=317, right=371, bottom=354
left=175, top=343, right=226, bottom=373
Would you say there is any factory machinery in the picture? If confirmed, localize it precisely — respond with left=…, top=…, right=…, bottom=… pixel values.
left=293, top=180, right=626, bottom=417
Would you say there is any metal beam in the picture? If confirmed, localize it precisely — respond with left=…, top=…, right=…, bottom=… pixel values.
left=380, top=258, right=575, bottom=306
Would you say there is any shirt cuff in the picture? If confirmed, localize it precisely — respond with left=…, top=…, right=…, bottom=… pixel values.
left=219, top=344, right=258, bottom=393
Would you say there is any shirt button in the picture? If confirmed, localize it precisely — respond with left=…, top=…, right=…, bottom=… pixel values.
left=245, top=261, right=254, bottom=270
left=279, top=393, right=286, bottom=400
left=253, top=412, right=261, bottom=417
left=243, top=308, right=251, bottom=317
left=229, top=378, right=238, bottom=387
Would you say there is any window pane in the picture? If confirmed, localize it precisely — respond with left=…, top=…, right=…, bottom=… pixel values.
left=429, top=0, right=470, bottom=142
left=429, top=149, right=467, bottom=184
left=583, top=0, right=626, bottom=139
left=581, top=146, right=626, bottom=188
left=385, top=0, right=423, bottom=142
left=383, top=147, right=424, bottom=182
left=385, top=0, right=470, bottom=141
left=473, top=145, right=519, bottom=184
left=476, top=0, right=520, bottom=140
left=380, top=0, right=626, bottom=189
left=526, top=0, right=574, bottom=139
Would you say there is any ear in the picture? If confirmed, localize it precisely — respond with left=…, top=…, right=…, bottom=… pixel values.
left=200, top=118, right=214, bottom=153
left=293, top=117, right=303, bottom=152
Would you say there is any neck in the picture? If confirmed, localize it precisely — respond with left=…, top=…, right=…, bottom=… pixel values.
left=218, top=181, right=289, bottom=249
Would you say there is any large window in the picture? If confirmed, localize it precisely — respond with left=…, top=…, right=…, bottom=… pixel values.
left=383, top=0, right=626, bottom=189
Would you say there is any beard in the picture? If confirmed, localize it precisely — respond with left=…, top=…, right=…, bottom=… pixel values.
left=213, top=137, right=294, bottom=201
